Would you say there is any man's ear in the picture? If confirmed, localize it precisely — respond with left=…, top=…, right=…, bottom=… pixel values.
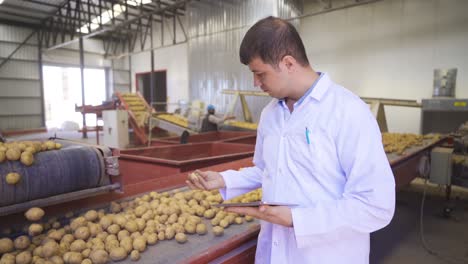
left=281, top=55, right=297, bottom=72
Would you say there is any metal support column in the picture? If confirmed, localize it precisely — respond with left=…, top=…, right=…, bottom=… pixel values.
left=150, top=16, right=155, bottom=104
left=79, top=37, right=88, bottom=138
left=37, top=31, right=46, bottom=127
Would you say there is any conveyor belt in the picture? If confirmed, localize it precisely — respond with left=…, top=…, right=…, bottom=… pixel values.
left=0, top=141, right=112, bottom=215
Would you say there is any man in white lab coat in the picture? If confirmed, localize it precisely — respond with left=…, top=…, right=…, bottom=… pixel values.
left=187, top=16, right=395, bottom=264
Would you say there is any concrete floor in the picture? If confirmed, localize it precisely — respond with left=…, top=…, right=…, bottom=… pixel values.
left=5, top=131, right=468, bottom=263
left=372, top=181, right=468, bottom=264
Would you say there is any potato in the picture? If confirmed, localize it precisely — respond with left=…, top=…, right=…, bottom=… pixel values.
left=130, top=250, right=140, bottom=261
left=0, top=151, right=5, bottom=163
left=165, top=227, right=175, bottom=240
left=234, top=217, right=244, bottom=225
left=5, top=172, right=21, bottom=185
left=219, top=219, right=229, bottom=228
left=25, top=146, right=36, bottom=154
left=74, top=227, right=90, bottom=240
left=189, top=215, right=202, bottom=224
left=70, top=240, right=86, bottom=252
left=63, top=252, right=82, bottom=264
left=15, top=251, right=32, bottom=264
left=203, top=209, right=215, bottom=219
left=184, top=222, right=196, bottom=234
left=61, top=234, right=75, bottom=244
left=14, top=236, right=31, bottom=250
left=135, top=219, right=145, bottom=232
left=112, top=215, right=126, bottom=228
left=20, top=151, right=34, bottom=166
left=172, top=223, right=185, bottom=234
left=124, top=221, right=138, bottom=233
left=6, top=148, right=21, bottom=161
left=244, top=215, right=254, bottom=222
left=225, top=214, right=235, bottom=224
left=45, top=141, right=56, bottom=150
left=42, top=241, right=59, bottom=258
left=1, top=253, right=15, bottom=264
left=55, top=143, right=62, bottom=150
left=104, top=239, right=119, bottom=253
left=83, top=210, right=98, bottom=222
left=82, top=248, right=91, bottom=258
left=109, top=247, right=127, bottom=261
left=117, top=230, right=130, bottom=241
left=99, top=216, right=112, bottom=230
left=106, top=224, right=120, bottom=235
left=212, top=226, right=224, bottom=236
left=175, top=233, right=187, bottom=244
left=157, top=231, right=165, bottom=241
left=146, top=233, right=157, bottom=245
left=132, top=206, right=145, bottom=218
left=27, top=223, right=44, bottom=236
left=0, top=238, right=14, bottom=254
left=196, top=223, right=207, bottom=235
left=81, top=259, right=92, bottom=264
left=88, top=223, right=102, bottom=237
left=109, top=202, right=121, bottom=213
left=130, top=231, right=143, bottom=240
left=70, top=217, right=87, bottom=231
left=119, top=237, right=133, bottom=254
left=89, top=249, right=109, bottom=264
left=132, top=237, right=146, bottom=252
left=49, top=255, right=64, bottom=264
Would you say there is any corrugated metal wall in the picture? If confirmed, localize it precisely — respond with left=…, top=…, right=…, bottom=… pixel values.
left=187, top=0, right=302, bottom=121
left=0, top=24, right=130, bottom=131
left=0, top=25, right=42, bottom=130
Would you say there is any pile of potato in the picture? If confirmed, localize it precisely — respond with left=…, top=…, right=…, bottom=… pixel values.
left=382, top=133, right=441, bottom=155
left=0, top=188, right=261, bottom=263
left=156, top=114, right=189, bottom=128
left=0, top=140, right=62, bottom=186
left=225, top=121, right=258, bottom=131
left=120, top=93, right=151, bottom=128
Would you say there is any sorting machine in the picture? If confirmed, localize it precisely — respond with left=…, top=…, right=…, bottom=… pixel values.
left=0, top=133, right=446, bottom=263
left=0, top=140, right=257, bottom=263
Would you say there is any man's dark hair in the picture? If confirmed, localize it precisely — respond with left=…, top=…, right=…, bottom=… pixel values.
left=240, top=16, right=309, bottom=67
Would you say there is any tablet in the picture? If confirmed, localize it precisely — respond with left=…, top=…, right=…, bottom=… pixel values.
left=211, top=201, right=299, bottom=207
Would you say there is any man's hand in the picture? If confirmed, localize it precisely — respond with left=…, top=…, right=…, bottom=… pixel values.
left=186, top=170, right=226, bottom=191
left=225, top=205, right=293, bottom=227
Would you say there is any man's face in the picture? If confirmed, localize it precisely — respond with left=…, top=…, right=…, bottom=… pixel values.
left=248, top=57, right=289, bottom=99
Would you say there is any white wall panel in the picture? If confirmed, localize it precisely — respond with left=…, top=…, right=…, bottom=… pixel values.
left=0, top=80, right=40, bottom=97
left=0, top=25, right=37, bottom=43
left=0, top=43, right=37, bottom=60
left=0, top=61, right=38, bottom=79
left=43, top=49, right=110, bottom=68
left=300, top=0, right=468, bottom=133
left=0, top=116, right=42, bottom=130
left=0, top=98, right=42, bottom=115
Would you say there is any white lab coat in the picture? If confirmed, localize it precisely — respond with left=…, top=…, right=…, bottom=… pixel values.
left=220, top=73, right=395, bottom=264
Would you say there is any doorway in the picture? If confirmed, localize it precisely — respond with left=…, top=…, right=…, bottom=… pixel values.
left=42, top=65, right=106, bottom=129
left=136, top=70, right=167, bottom=112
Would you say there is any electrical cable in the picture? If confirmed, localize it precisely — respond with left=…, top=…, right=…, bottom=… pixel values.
left=419, top=178, right=468, bottom=264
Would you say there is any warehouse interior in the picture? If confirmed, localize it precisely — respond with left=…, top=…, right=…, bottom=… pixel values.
left=1, top=0, right=468, bottom=263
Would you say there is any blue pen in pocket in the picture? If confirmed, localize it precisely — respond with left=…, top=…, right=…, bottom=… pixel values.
left=305, top=127, right=310, bottom=144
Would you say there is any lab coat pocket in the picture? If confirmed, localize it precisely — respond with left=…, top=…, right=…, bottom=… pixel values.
left=288, top=129, right=321, bottom=173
